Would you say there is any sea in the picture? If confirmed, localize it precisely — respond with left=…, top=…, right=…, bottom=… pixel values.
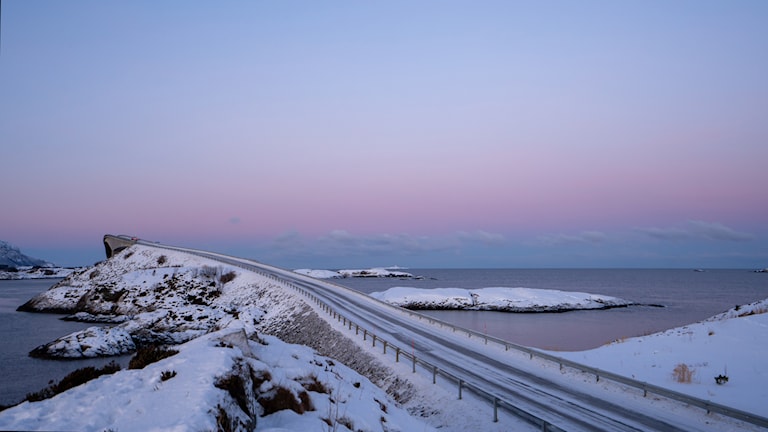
left=1, top=269, right=766, bottom=407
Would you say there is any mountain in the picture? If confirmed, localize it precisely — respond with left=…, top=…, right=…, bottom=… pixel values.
left=0, top=240, right=52, bottom=267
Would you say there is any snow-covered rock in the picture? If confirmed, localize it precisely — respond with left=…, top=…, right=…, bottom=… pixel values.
left=0, top=266, right=80, bottom=280
left=30, top=325, right=136, bottom=358
left=294, top=267, right=415, bottom=279
left=293, top=268, right=343, bottom=279
left=0, top=329, right=435, bottom=432
left=18, top=245, right=301, bottom=358
left=370, top=286, right=636, bottom=312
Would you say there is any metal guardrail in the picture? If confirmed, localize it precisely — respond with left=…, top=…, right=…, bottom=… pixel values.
left=131, top=238, right=768, bottom=430
left=281, top=267, right=768, bottom=430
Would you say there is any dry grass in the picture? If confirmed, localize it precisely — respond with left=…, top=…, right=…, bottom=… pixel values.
left=219, top=271, right=237, bottom=284
left=26, top=361, right=121, bottom=402
left=258, top=386, right=313, bottom=416
left=738, top=306, right=768, bottom=318
left=673, top=363, right=694, bottom=383
left=128, top=345, right=179, bottom=369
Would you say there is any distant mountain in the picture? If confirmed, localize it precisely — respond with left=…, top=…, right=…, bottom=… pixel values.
left=0, top=240, right=52, bottom=267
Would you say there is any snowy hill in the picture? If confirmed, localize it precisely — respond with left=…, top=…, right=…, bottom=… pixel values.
left=2, top=244, right=442, bottom=430
left=556, top=298, right=768, bottom=416
left=4, top=244, right=767, bottom=430
left=0, top=329, right=433, bottom=432
left=0, top=240, right=52, bottom=268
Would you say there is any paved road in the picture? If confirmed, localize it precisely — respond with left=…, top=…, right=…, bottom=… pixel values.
left=144, top=242, right=716, bottom=432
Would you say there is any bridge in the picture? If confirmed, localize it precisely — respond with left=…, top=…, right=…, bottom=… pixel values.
left=103, top=234, right=138, bottom=258
left=103, top=235, right=768, bottom=431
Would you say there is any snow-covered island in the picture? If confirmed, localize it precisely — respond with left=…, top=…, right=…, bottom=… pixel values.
left=0, top=266, right=81, bottom=280
left=2, top=244, right=767, bottom=430
left=294, top=267, right=416, bottom=279
left=0, top=240, right=81, bottom=279
left=370, top=287, right=637, bottom=312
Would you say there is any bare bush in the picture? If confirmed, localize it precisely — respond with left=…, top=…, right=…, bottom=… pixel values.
left=220, top=271, right=237, bottom=284
left=673, top=363, right=694, bottom=383
left=26, top=361, right=121, bottom=402
left=129, top=345, right=179, bottom=369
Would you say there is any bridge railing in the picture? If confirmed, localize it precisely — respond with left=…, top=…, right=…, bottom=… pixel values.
left=280, top=268, right=768, bottom=430
left=139, top=241, right=768, bottom=430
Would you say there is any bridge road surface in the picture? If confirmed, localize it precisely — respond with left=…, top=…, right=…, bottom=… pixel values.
left=144, top=242, right=709, bottom=432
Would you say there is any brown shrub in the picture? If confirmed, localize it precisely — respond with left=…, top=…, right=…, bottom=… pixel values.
left=26, top=361, right=121, bottom=402
left=220, top=271, right=237, bottom=284
left=301, top=374, right=331, bottom=394
left=129, top=345, right=179, bottom=369
left=673, top=363, right=694, bottom=383
left=258, top=386, right=313, bottom=416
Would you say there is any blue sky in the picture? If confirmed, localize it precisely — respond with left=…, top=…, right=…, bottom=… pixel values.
left=1, top=1, right=767, bottom=268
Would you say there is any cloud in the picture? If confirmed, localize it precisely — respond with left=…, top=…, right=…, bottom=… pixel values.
left=228, top=217, right=241, bottom=225
left=634, top=226, right=689, bottom=241
left=265, top=229, right=506, bottom=260
left=538, top=230, right=608, bottom=246
left=635, top=221, right=754, bottom=242
left=456, top=230, right=506, bottom=245
left=316, top=230, right=453, bottom=255
left=687, top=220, right=754, bottom=242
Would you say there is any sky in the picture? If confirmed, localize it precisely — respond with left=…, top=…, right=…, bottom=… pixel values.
left=1, top=1, right=767, bottom=269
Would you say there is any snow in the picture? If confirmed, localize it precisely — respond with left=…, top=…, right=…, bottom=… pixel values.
left=293, top=269, right=344, bottom=279
left=370, top=286, right=635, bottom=312
left=555, top=298, right=768, bottom=416
left=0, top=240, right=53, bottom=268
left=3, top=243, right=767, bottom=430
left=0, top=328, right=434, bottom=432
left=294, top=267, right=415, bottom=279
left=29, top=325, right=136, bottom=358
left=0, top=266, right=80, bottom=280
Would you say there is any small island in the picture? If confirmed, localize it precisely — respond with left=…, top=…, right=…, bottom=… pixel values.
left=370, top=286, right=637, bottom=312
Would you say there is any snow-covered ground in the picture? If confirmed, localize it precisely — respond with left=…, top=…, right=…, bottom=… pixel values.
left=370, top=286, right=635, bottom=312
left=294, top=267, right=415, bottom=279
left=555, top=298, right=768, bottom=416
left=2, top=244, right=766, bottom=430
left=0, top=266, right=80, bottom=280
left=0, top=328, right=435, bottom=432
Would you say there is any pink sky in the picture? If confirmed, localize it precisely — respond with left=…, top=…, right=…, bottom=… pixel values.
left=1, top=1, right=766, bottom=268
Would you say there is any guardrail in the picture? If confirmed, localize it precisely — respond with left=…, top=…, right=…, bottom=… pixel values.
left=279, top=266, right=768, bottom=430
left=281, top=274, right=566, bottom=430
left=135, top=239, right=768, bottom=430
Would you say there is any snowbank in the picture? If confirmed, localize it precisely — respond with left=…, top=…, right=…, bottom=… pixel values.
left=370, top=286, right=636, bottom=312
left=556, top=298, right=768, bottom=416
left=0, top=328, right=435, bottom=432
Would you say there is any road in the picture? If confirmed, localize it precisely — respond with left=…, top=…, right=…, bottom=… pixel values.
left=142, top=241, right=723, bottom=432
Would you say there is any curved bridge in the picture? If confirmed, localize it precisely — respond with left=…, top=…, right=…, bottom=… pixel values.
left=103, top=234, right=138, bottom=258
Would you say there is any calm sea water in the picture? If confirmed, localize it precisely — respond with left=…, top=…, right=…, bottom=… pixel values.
left=0, top=279, right=130, bottom=407
left=1, top=269, right=766, bottom=407
left=332, top=269, right=768, bottom=351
